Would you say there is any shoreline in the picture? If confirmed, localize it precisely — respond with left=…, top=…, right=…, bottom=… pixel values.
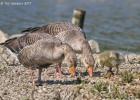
left=0, top=30, right=139, bottom=99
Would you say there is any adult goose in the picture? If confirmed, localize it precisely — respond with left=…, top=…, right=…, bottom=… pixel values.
left=0, top=32, right=75, bottom=78
left=22, top=22, right=94, bottom=77
left=18, top=37, right=77, bottom=86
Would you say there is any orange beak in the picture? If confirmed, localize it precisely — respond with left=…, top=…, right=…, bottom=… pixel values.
left=87, top=66, right=93, bottom=77
left=69, top=66, right=76, bottom=76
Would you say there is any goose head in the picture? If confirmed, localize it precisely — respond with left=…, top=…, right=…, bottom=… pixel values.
left=81, top=40, right=95, bottom=77
left=61, top=43, right=77, bottom=76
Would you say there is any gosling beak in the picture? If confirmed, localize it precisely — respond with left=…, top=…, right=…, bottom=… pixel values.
left=87, top=66, right=93, bottom=77
left=69, top=66, right=76, bottom=76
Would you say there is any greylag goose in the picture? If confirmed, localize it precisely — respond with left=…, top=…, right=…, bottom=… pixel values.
left=0, top=32, right=73, bottom=77
left=22, top=22, right=94, bottom=77
left=18, top=38, right=77, bottom=86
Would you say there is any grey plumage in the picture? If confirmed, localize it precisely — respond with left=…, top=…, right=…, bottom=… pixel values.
left=22, top=22, right=86, bottom=37
left=18, top=37, right=77, bottom=85
left=0, top=32, right=56, bottom=53
left=1, top=22, right=84, bottom=53
left=21, top=22, right=90, bottom=55
left=18, top=38, right=76, bottom=68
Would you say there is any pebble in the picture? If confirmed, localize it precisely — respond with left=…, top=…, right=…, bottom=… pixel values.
left=0, top=58, right=139, bottom=100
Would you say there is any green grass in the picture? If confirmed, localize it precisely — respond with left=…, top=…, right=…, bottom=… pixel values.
left=121, top=71, right=134, bottom=83
left=108, top=85, right=129, bottom=99
left=91, top=81, right=108, bottom=94
left=91, top=81, right=130, bottom=99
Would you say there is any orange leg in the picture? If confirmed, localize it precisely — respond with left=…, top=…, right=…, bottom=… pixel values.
left=87, top=66, right=93, bottom=77
left=69, top=66, right=76, bottom=77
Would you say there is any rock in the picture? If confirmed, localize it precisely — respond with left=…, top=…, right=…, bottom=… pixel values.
left=0, top=30, right=20, bottom=65
left=114, top=51, right=140, bottom=64
left=0, top=45, right=20, bottom=65
left=122, top=52, right=140, bottom=64
left=80, top=89, right=85, bottom=93
left=0, top=30, right=8, bottom=43
left=9, top=33, right=25, bottom=39
left=88, top=39, right=100, bottom=53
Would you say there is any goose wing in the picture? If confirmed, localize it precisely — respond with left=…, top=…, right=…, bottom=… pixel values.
left=0, top=32, right=53, bottom=53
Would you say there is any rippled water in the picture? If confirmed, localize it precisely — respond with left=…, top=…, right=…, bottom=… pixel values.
left=0, top=0, right=140, bottom=52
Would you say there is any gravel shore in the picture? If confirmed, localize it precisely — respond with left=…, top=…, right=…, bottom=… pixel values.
left=0, top=62, right=139, bottom=100
left=0, top=31, right=139, bottom=100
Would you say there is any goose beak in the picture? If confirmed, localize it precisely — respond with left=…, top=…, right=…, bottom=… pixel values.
left=69, top=66, right=76, bottom=76
left=87, top=66, right=93, bottom=77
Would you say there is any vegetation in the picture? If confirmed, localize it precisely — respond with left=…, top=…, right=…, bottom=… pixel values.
left=121, top=71, right=134, bottom=83
left=91, top=81, right=108, bottom=94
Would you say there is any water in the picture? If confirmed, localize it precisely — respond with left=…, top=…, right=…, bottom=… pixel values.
left=0, top=0, right=140, bottom=53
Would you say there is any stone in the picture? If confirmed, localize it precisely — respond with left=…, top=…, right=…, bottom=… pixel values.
left=88, top=39, right=100, bottom=53
left=0, top=45, right=20, bottom=65
left=9, top=33, right=24, bottom=39
left=0, top=30, right=8, bottom=43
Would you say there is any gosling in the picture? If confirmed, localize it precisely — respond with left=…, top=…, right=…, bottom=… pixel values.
left=93, top=50, right=125, bottom=77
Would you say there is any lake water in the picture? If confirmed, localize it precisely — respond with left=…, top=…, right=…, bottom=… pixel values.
left=0, top=0, right=140, bottom=53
